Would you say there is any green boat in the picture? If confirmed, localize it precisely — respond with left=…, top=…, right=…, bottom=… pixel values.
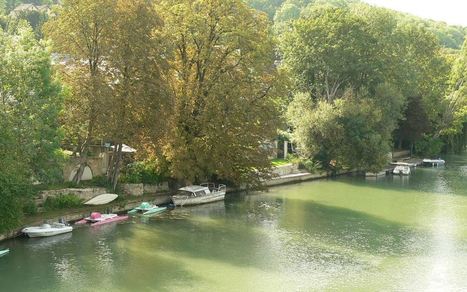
left=128, top=202, right=167, bottom=216
left=0, top=249, right=9, bottom=257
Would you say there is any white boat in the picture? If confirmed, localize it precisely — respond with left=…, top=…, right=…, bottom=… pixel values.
left=393, top=165, right=410, bottom=175
left=172, top=183, right=227, bottom=206
left=423, top=158, right=445, bottom=167
left=22, top=223, right=73, bottom=238
left=84, top=193, right=118, bottom=205
left=0, top=249, right=9, bottom=257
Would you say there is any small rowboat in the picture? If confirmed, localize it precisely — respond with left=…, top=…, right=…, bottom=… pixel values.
left=84, top=193, right=118, bottom=205
left=75, top=212, right=128, bottom=226
left=128, top=202, right=167, bottom=216
left=22, top=223, right=73, bottom=238
left=0, top=249, right=9, bottom=257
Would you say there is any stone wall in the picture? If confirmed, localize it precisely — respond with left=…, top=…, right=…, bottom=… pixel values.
left=122, top=182, right=169, bottom=196
left=272, top=163, right=300, bottom=176
left=37, top=187, right=108, bottom=206
left=63, top=152, right=110, bottom=182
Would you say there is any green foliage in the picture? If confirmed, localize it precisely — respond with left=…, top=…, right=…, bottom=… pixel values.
left=0, top=24, right=63, bottom=183
left=120, top=161, right=167, bottom=185
left=440, top=40, right=467, bottom=151
left=43, top=194, right=83, bottom=211
left=22, top=199, right=38, bottom=215
left=244, top=0, right=285, bottom=18
left=287, top=90, right=397, bottom=172
left=415, top=135, right=444, bottom=157
left=11, top=9, right=49, bottom=39
left=0, top=23, right=62, bottom=231
left=156, top=0, right=281, bottom=186
left=300, top=159, right=322, bottom=173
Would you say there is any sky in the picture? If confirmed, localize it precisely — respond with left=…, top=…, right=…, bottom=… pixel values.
left=362, top=0, right=467, bottom=26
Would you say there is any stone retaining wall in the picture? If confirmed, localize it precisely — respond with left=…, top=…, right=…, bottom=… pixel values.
left=37, top=187, right=108, bottom=206
left=122, top=182, right=169, bottom=196
left=272, top=164, right=299, bottom=176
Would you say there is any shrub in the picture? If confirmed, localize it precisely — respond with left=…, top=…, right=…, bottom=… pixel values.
left=43, top=194, right=83, bottom=210
left=22, top=200, right=38, bottom=215
left=415, top=135, right=444, bottom=157
left=120, top=161, right=166, bottom=184
left=300, top=159, right=322, bottom=173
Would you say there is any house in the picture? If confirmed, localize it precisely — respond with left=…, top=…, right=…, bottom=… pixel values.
left=9, top=3, right=51, bottom=17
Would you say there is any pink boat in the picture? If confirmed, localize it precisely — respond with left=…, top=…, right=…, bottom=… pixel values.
left=75, top=212, right=129, bottom=226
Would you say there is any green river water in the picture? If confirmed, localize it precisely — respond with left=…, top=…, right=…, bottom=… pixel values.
left=1, top=154, right=466, bottom=291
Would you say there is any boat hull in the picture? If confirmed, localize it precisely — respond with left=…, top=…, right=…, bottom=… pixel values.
left=75, top=214, right=129, bottom=226
left=84, top=193, right=118, bottom=205
left=422, top=159, right=445, bottom=167
left=172, top=191, right=226, bottom=206
left=90, top=215, right=129, bottom=226
left=0, top=249, right=9, bottom=257
left=142, top=207, right=167, bottom=216
left=22, top=226, right=73, bottom=238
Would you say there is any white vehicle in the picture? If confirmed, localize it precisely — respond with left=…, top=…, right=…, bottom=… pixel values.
left=22, top=223, right=73, bottom=238
left=172, top=183, right=227, bottom=206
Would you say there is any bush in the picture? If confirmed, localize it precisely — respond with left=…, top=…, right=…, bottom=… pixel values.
left=43, top=194, right=83, bottom=211
left=0, top=173, right=32, bottom=233
left=22, top=200, right=38, bottom=215
left=415, top=135, right=444, bottom=157
left=300, top=159, right=322, bottom=173
left=120, top=161, right=166, bottom=184
left=0, top=193, right=23, bottom=233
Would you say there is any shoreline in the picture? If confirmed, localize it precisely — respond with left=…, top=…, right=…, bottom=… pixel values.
left=0, top=169, right=342, bottom=242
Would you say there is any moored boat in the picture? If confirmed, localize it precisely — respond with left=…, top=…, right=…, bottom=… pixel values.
left=84, top=193, right=118, bottom=205
left=422, top=158, right=445, bottom=167
left=128, top=202, right=167, bottom=216
left=393, top=165, right=410, bottom=175
left=75, top=212, right=128, bottom=226
left=172, top=183, right=226, bottom=207
left=22, top=223, right=73, bottom=238
left=0, top=249, right=9, bottom=257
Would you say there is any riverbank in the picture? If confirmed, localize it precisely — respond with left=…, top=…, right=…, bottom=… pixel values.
left=0, top=165, right=335, bottom=242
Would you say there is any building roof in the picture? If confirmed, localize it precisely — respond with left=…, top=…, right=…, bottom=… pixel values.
left=10, top=3, right=50, bottom=16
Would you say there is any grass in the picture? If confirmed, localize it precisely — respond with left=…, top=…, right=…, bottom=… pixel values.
left=271, top=158, right=293, bottom=167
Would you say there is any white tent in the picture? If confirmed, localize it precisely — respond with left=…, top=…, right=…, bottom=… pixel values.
left=110, top=144, right=136, bottom=153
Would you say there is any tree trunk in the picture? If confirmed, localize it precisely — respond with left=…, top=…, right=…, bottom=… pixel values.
left=73, top=95, right=97, bottom=185
left=107, top=144, right=118, bottom=180
left=110, top=142, right=123, bottom=191
left=73, top=153, right=87, bottom=184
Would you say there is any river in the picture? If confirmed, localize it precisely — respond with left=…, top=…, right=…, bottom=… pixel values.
left=0, top=154, right=466, bottom=291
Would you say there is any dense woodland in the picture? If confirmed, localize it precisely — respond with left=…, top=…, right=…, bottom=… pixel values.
left=0, top=0, right=466, bottom=232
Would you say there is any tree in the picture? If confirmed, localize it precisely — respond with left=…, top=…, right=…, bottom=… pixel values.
left=439, top=40, right=467, bottom=152
left=44, top=0, right=116, bottom=184
left=104, top=0, right=169, bottom=191
left=157, top=0, right=281, bottom=185
left=281, top=8, right=384, bottom=101
left=287, top=87, right=402, bottom=172
left=0, top=24, right=61, bottom=231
